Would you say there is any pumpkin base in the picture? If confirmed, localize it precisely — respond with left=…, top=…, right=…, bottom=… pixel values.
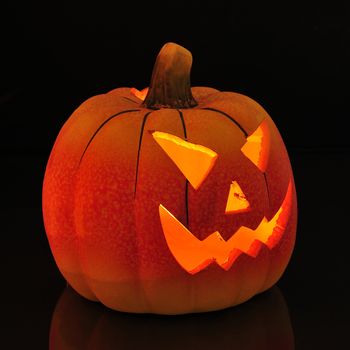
left=69, top=274, right=278, bottom=315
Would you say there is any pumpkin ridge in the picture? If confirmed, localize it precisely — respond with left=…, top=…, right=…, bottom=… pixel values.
left=263, top=172, right=271, bottom=207
left=78, top=109, right=140, bottom=166
left=70, top=141, right=98, bottom=300
left=176, top=110, right=187, bottom=139
left=133, top=112, right=155, bottom=312
left=122, top=96, right=140, bottom=105
left=200, top=107, right=248, bottom=137
left=175, top=109, right=194, bottom=311
left=73, top=171, right=98, bottom=301
left=176, top=109, right=189, bottom=228
left=133, top=111, right=154, bottom=198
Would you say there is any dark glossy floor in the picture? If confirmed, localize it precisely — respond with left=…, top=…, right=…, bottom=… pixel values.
left=2, top=151, right=349, bottom=349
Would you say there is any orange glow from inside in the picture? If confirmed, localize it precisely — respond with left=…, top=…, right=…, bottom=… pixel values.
left=130, top=87, right=149, bottom=101
left=152, top=131, right=218, bottom=190
left=159, top=180, right=293, bottom=274
left=225, top=181, right=251, bottom=214
left=241, top=119, right=270, bottom=172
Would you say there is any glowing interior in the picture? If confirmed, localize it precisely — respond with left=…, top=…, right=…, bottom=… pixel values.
left=152, top=131, right=218, bottom=190
left=130, top=87, right=149, bottom=101
left=225, top=181, right=251, bottom=214
left=159, top=179, right=293, bottom=274
left=241, top=119, right=270, bottom=172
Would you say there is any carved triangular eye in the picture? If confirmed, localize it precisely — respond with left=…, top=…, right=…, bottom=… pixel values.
left=241, top=119, right=270, bottom=172
left=152, top=131, right=218, bottom=189
left=225, top=181, right=251, bottom=214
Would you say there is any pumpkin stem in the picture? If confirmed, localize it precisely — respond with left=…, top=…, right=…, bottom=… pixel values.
left=143, top=43, right=198, bottom=109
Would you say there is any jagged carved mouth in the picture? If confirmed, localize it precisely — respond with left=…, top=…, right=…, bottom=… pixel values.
left=159, top=180, right=293, bottom=274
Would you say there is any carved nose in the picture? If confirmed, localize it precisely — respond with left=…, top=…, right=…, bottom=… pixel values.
left=225, top=181, right=251, bottom=214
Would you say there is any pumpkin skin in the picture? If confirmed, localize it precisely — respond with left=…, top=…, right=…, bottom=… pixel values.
left=43, top=43, right=297, bottom=314
left=49, top=286, right=294, bottom=349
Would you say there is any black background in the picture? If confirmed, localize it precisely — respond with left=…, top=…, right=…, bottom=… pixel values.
left=2, top=1, right=350, bottom=349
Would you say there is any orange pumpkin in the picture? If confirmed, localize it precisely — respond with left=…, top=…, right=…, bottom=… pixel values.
left=43, top=42, right=297, bottom=314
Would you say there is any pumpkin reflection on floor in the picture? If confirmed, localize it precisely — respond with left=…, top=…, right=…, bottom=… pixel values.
left=49, top=285, right=294, bottom=350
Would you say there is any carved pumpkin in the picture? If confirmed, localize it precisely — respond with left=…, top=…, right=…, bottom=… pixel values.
left=50, top=286, right=294, bottom=349
left=43, top=43, right=297, bottom=314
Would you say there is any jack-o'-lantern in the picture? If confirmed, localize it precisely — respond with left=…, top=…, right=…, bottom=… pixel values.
left=43, top=43, right=297, bottom=314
